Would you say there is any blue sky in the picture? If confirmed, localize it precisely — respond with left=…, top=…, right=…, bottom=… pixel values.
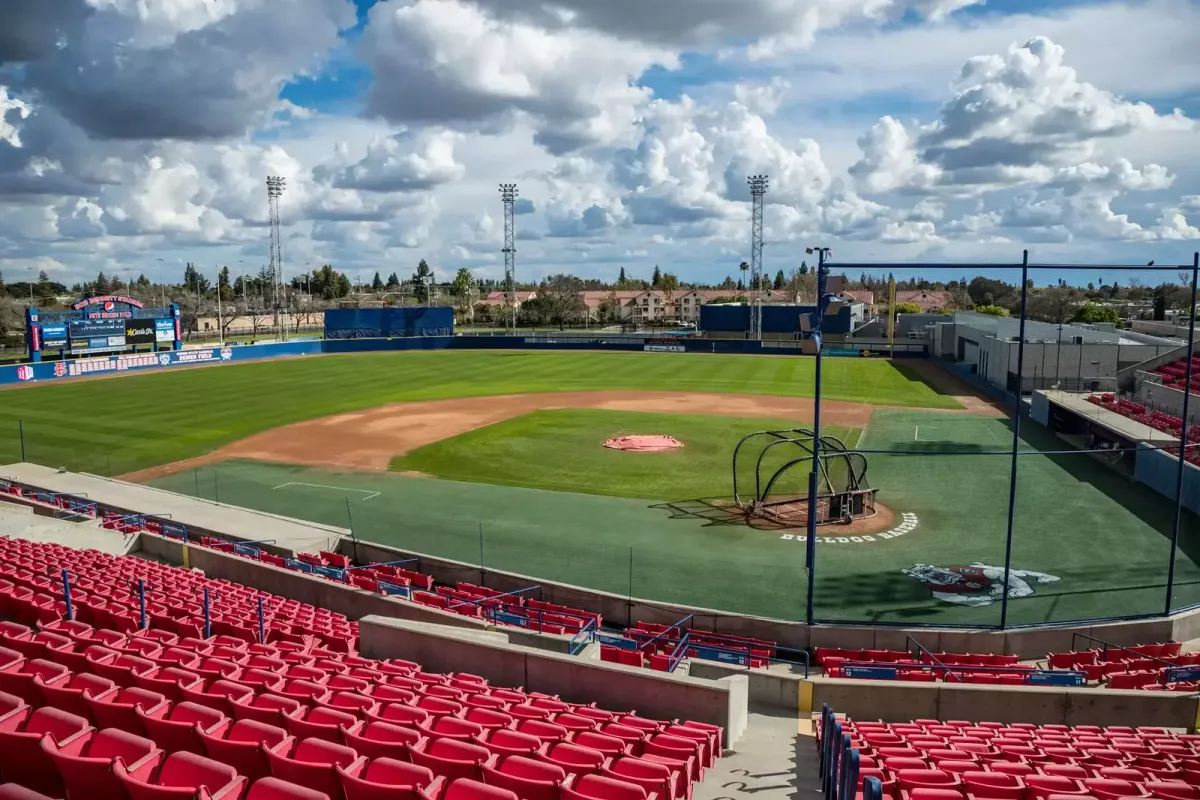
left=0, top=0, right=1197, bottom=287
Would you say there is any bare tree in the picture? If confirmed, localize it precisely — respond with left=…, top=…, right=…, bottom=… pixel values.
left=787, top=268, right=817, bottom=304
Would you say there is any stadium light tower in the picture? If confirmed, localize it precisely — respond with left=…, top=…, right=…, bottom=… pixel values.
left=266, top=176, right=287, bottom=339
left=499, top=183, right=518, bottom=335
left=747, top=175, right=769, bottom=340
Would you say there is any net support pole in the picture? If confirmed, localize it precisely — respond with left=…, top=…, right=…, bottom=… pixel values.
left=999, top=249, right=1030, bottom=630
left=138, top=579, right=148, bottom=630
left=1165, top=252, right=1200, bottom=615
left=61, top=569, right=73, bottom=622
left=258, top=596, right=266, bottom=644
left=202, top=587, right=211, bottom=639
left=805, top=248, right=829, bottom=625
left=18, top=421, right=25, bottom=462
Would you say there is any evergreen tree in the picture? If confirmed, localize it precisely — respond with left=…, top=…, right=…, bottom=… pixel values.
left=773, top=269, right=785, bottom=290
left=618, top=267, right=627, bottom=285
left=411, top=260, right=434, bottom=304
left=0, top=270, right=7, bottom=298
left=799, top=263, right=808, bottom=276
left=372, top=271, right=384, bottom=291
left=386, top=272, right=400, bottom=289
left=651, top=265, right=662, bottom=287
left=94, top=271, right=110, bottom=295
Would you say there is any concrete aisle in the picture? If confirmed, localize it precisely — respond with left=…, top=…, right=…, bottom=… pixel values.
left=695, top=708, right=819, bottom=800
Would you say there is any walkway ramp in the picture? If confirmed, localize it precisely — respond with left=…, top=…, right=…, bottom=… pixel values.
left=0, top=504, right=137, bottom=556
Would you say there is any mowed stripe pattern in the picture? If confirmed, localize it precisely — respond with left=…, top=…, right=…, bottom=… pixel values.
left=0, top=350, right=958, bottom=475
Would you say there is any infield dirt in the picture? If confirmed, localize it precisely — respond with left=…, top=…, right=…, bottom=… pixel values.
left=121, top=375, right=1002, bottom=483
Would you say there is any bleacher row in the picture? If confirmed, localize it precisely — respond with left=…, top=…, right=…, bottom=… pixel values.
left=1044, top=644, right=1200, bottom=691
left=813, top=644, right=1198, bottom=691
left=0, top=479, right=782, bottom=676
left=816, top=707, right=1200, bottom=800
left=0, top=536, right=723, bottom=800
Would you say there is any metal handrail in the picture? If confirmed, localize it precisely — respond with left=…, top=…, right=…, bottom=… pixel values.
left=631, top=614, right=693, bottom=653
left=1069, top=632, right=1177, bottom=668
left=905, top=635, right=965, bottom=683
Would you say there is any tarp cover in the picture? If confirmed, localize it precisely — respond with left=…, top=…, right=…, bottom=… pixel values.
left=324, top=307, right=453, bottom=339
left=603, top=435, right=684, bottom=452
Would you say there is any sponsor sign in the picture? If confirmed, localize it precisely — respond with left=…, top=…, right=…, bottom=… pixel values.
left=40, top=324, right=68, bottom=349
left=16, top=365, right=34, bottom=382
left=1028, top=671, right=1085, bottom=687
left=1167, top=666, right=1200, bottom=683
left=124, top=320, right=157, bottom=345
left=72, top=294, right=145, bottom=319
left=644, top=344, right=686, bottom=352
left=594, top=633, right=638, bottom=649
left=902, top=562, right=1061, bottom=608
left=160, top=520, right=188, bottom=540
left=690, top=646, right=747, bottom=665
left=155, top=319, right=175, bottom=343
left=493, top=612, right=528, bottom=627
left=842, top=665, right=899, bottom=680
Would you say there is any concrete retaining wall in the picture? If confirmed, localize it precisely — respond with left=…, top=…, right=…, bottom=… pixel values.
left=358, top=615, right=748, bottom=746
left=808, top=676, right=1198, bottom=729
left=341, top=537, right=1200, bottom=658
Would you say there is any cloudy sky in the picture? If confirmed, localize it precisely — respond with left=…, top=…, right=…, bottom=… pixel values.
left=1, top=0, right=1199, bottom=289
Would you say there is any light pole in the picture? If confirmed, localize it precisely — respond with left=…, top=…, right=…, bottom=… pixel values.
left=24, top=266, right=35, bottom=307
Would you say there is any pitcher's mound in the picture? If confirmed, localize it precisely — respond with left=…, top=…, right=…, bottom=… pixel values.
left=603, top=435, right=684, bottom=453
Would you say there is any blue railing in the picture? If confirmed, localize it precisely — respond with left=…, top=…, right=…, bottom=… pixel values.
left=569, top=617, right=598, bottom=656
left=820, top=705, right=880, bottom=800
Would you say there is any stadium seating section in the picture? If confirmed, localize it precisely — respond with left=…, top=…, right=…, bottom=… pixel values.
left=817, top=711, right=1200, bottom=800
left=1044, top=643, right=1200, bottom=691
left=0, top=535, right=723, bottom=799
left=1085, top=395, right=1199, bottom=464
left=1151, top=357, right=1200, bottom=396
left=3, top=480, right=783, bottom=677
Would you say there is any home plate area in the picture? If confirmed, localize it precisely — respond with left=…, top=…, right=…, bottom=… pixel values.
left=778, top=511, right=918, bottom=545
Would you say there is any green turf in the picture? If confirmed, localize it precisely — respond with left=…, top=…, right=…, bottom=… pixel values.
left=0, top=351, right=958, bottom=476
left=391, top=409, right=858, bottom=501
left=143, top=410, right=1200, bottom=625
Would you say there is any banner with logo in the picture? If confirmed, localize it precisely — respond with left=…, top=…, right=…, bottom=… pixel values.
left=155, top=319, right=175, bottom=343
left=644, top=344, right=686, bottom=352
left=71, top=294, right=145, bottom=320
left=124, top=320, right=157, bottom=345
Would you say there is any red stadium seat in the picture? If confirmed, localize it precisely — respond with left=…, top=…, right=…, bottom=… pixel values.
left=410, top=738, right=496, bottom=783
left=198, top=718, right=294, bottom=781
left=340, top=757, right=446, bottom=800
left=43, top=726, right=164, bottom=800
left=483, top=755, right=568, bottom=800
left=115, top=750, right=246, bottom=800
left=246, top=777, right=334, bottom=800
left=564, top=773, right=650, bottom=800
left=0, top=706, right=93, bottom=797
left=266, top=736, right=366, bottom=800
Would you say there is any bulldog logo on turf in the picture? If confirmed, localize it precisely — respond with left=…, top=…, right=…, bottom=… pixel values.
left=903, top=562, right=1060, bottom=607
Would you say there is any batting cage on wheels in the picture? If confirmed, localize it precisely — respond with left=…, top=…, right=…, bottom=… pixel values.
left=731, top=428, right=877, bottom=526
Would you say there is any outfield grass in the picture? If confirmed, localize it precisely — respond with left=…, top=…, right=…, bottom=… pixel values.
left=0, top=351, right=957, bottom=475
left=391, top=409, right=857, bottom=500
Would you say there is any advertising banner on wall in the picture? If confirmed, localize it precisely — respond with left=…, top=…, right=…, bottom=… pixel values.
left=40, top=325, right=68, bottom=349
left=71, top=294, right=145, bottom=320
left=155, top=319, right=175, bottom=343
left=124, top=320, right=157, bottom=345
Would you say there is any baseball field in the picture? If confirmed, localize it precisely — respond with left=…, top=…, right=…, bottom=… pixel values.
left=2, top=349, right=1198, bottom=625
